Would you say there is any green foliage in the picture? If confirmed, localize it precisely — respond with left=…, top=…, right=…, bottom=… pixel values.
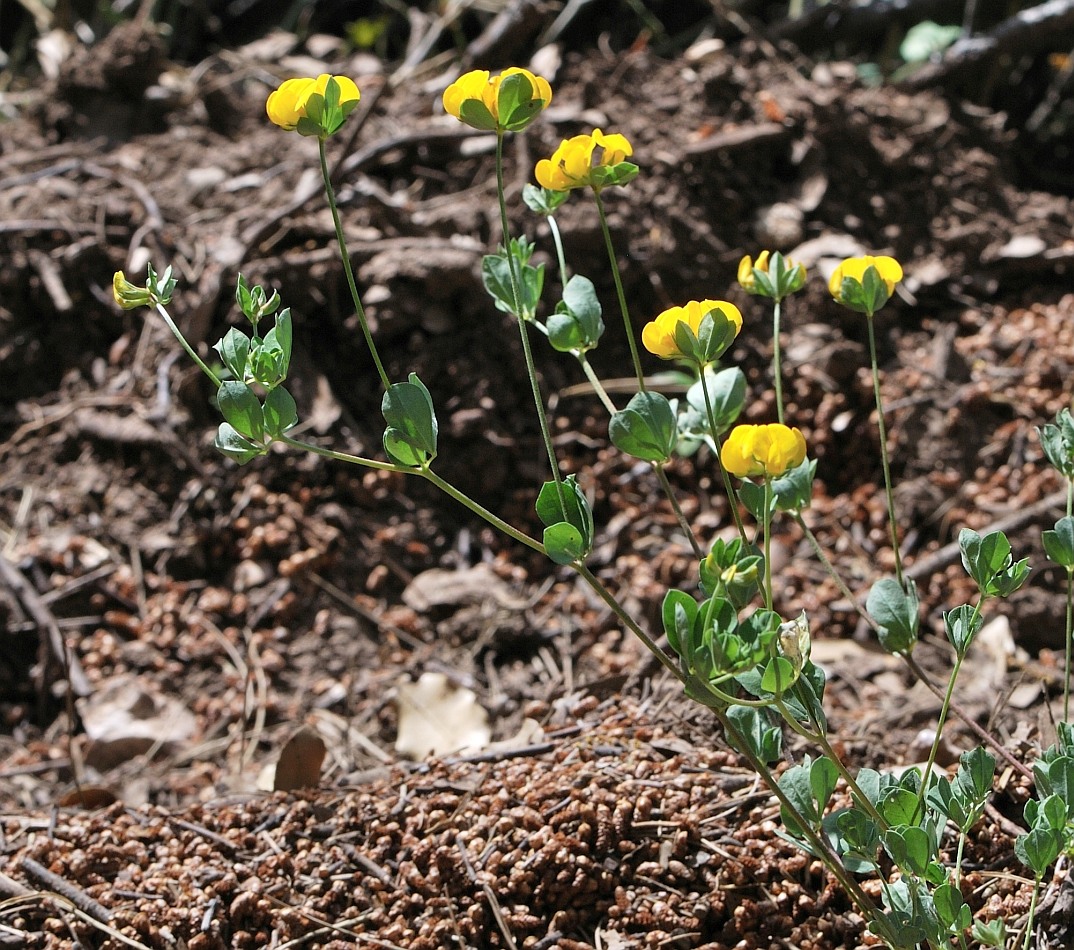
left=609, top=391, right=677, bottom=463
left=1038, top=408, right=1074, bottom=478
left=866, top=577, right=920, bottom=654
left=671, top=305, right=740, bottom=365
left=547, top=274, right=604, bottom=353
left=1043, top=515, right=1074, bottom=568
left=535, top=475, right=594, bottom=565
left=739, top=457, right=816, bottom=518
left=382, top=374, right=438, bottom=467
left=482, top=238, right=544, bottom=320
left=959, top=528, right=1030, bottom=598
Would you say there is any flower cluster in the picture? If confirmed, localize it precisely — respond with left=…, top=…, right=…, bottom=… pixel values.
left=442, top=67, right=551, bottom=133
left=266, top=74, right=361, bottom=138
left=721, top=423, right=807, bottom=479
left=641, top=299, right=742, bottom=362
left=535, top=128, right=636, bottom=192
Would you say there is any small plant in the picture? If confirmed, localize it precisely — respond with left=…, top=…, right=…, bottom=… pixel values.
left=113, top=65, right=1071, bottom=948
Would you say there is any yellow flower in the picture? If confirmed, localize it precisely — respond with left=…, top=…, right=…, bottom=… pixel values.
left=738, top=250, right=806, bottom=299
left=266, top=74, right=360, bottom=134
left=442, top=67, right=551, bottom=132
left=828, top=255, right=902, bottom=312
left=641, top=299, right=742, bottom=361
left=535, top=129, right=634, bottom=192
left=112, top=271, right=150, bottom=310
left=721, top=424, right=807, bottom=479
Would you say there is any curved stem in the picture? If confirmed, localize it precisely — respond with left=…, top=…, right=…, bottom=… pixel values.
left=547, top=213, right=569, bottom=287
left=1022, top=878, right=1043, bottom=950
left=494, top=133, right=568, bottom=522
left=592, top=189, right=645, bottom=393
left=419, top=468, right=546, bottom=556
left=319, top=139, right=390, bottom=392
left=865, top=313, right=903, bottom=586
left=697, top=370, right=748, bottom=544
left=762, top=478, right=774, bottom=611
left=576, top=353, right=618, bottom=416
left=772, top=298, right=785, bottom=425
left=653, top=463, right=704, bottom=561
left=792, top=512, right=873, bottom=627
left=574, top=563, right=680, bottom=679
left=279, top=434, right=407, bottom=472
left=154, top=302, right=221, bottom=388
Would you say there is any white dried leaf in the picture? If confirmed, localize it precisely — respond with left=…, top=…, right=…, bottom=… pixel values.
left=394, top=672, right=490, bottom=760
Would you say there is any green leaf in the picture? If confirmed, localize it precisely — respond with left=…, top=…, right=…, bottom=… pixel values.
left=866, top=577, right=920, bottom=654
left=1044, top=758, right=1074, bottom=821
left=971, top=918, right=1007, bottom=948
left=741, top=458, right=816, bottom=517
left=458, top=98, right=498, bottom=131
left=661, top=589, right=698, bottom=657
left=943, top=603, right=981, bottom=657
left=954, top=746, right=995, bottom=803
left=809, top=757, right=839, bottom=815
left=835, top=808, right=881, bottom=869
left=535, top=476, right=593, bottom=562
left=217, top=380, right=264, bottom=441
left=214, top=422, right=263, bottom=464
left=263, top=386, right=297, bottom=436
left=1043, top=516, right=1074, bottom=568
left=609, top=392, right=677, bottom=462
left=959, top=528, right=1030, bottom=597
left=482, top=252, right=516, bottom=314
left=882, top=825, right=934, bottom=876
left=381, top=374, right=438, bottom=466
left=214, top=327, right=250, bottom=380
left=542, top=522, right=586, bottom=565
left=726, top=704, right=782, bottom=765
left=694, top=305, right=740, bottom=364
left=760, top=656, right=797, bottom=694
left=879, top=787, right=921, bottom=827
left=932, top=881, right=970, bottom=931
left=1015, top=824, right=1063, bottom=877
left=778, top=760, right=820, bottom=837
left=522, top=184, right=568, bottom=216
left=591, top=161, right=639, bottom=189
left=1038, top=410, right=1074, bottom=478
left=686, top=367, right=746, bottom=436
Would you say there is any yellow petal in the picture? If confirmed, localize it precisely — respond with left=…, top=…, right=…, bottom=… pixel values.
left=443, top=70, right=490, bottom=119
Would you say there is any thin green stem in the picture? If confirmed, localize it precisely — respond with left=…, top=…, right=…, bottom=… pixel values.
left=1065, top=566, right=1073, bottom=721
left=279, top=434, right=407, bottom=473
left=318, top=139, right=390, bottom=392
left=953, top=829, right=967, bottom=890
left=865, top=313, right=903, bottom=586
left=914, top=597, right=984, bottom=822
left=494, top=133, right=568, bottom=522
left=698, top=370, right=748, bottom=544
left=419, top=468, right=546, bottom=556
left=772, top=298, right=785, bottom=425
left=547, top=213, right=569, bottom=286
left=653, top=463, right=704, bottom=561
left=576, top=353, right=618, bottom=415
left=1022, top=878, right=1042, bottom=950
left=574, top=563, right=680, bottom=679
left=762, top=478, right=774, bottom=611
left=792, top=512, right=873, bottom=627
left=154, top=302, right=221, bottom=388
left=592, top=189, right=645, bottom=393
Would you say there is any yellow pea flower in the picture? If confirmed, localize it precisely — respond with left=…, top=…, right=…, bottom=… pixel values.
left=828, top=255, right=902, bottom=313
left=442, top=67, right=551, bottom=133
left=737, top=251, right=771, bottom=291
left=738, top=250, right=807, bottom=299
left=535, top=128, right=634, bottom=192
left=112, top=271, right=151, bottom=310
left=641, top=299, right=742, bottom=361
left=721, top=423, right=807, bottom=479
left=266, top=74, right=360, bottom=136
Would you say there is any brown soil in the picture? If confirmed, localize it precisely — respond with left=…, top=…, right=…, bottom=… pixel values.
left=2, top=12, right=1074, bottom=949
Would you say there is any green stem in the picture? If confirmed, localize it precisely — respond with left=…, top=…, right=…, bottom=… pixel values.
left=698, top=369, right=748, bottom=544
left=574, top=563, right=681, bottom=680
left=762, top=478, right=774, bottom=611
left=154, top=302, right=221, bottom=388
left=547, top=213, right=569, bottom=286
left=653, top=463, right=704, bottom=561
left=772, top=298, right=785, bottom=425
left=1022, top=877, right=1042, bottom=950
left=592, top=189, right=645, bottom=393
left=279, top=434, right=406, bottom=472
left=419, top=467, right=546, bottom=556
left=576, top=353, right=618, bottom=415
left=914, top=599, right=984, bottom=821
left=953, top=829, right=967, bottom=890
left=318, top=139, right=390, bottom=392
left=494, top=133, right=568, bottom=522
left=792, top=512, right=874, bottom=627
left=865, top=313, right=903, bottom=586
left=1065, top=566, right=1073, bottom=721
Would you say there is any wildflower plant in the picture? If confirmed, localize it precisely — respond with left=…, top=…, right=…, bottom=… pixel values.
left=113, top=63, right=1073, bottom=950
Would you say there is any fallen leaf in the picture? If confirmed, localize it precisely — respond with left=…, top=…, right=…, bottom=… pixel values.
left=273, top=725, right=327, bottom=792
left=394, top=672, right=491, bottom=759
